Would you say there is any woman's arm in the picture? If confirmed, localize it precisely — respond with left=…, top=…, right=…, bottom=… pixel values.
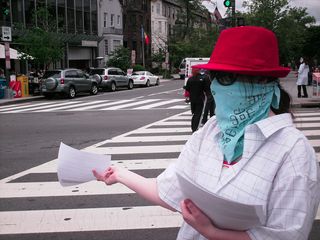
left=92, top=166, right=176, bottom=211
left=180, top=199, right=251, bottom=240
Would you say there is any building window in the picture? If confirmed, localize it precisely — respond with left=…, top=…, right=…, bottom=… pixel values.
left=105, top=40, right=108, bottom=55
left=158, top=21, right=161, bottom=33
left=156, top=3, right=160, bottom=14
left=151, top=5, right=154, bottom=12
left=117, top=15, right=120, bottom=26
left=110, top=14, right=115, bottom=27
left=104, top=13, right=108, bottom=28
left=151, top=21, right=154, bottom=31
left=113, top=40, right=121, bottom=51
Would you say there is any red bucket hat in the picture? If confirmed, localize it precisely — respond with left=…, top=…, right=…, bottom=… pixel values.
left=193, top=26, right=290, bottom=78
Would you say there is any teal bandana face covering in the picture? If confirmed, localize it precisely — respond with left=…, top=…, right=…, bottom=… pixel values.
left=211, top=79, right=280, bottom=163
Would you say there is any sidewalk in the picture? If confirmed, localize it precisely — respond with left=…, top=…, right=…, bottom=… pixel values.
left=280, top=71, right=320, bottom=108
left=0, top=71, right=319, bottom=107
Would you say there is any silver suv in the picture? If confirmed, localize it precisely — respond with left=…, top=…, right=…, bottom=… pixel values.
left=41, top=69, right=98, bottom=98
left=89, top=67, right=134, bottom=91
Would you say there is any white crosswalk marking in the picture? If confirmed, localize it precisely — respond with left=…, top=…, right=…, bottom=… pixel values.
left=100, top=99, right=160, bottom=110
left=133, top=99, right=183, bottom=109
left=0, top=110, right=319, bottom=237
left=0, top=99, right=189, bottom=113
left=35, top=100, right=106, bottom=112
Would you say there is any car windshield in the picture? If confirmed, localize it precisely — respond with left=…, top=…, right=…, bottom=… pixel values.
left=132, top=71, right=145, bottom=75
left=89, top=69, right=104, bottom=75
left=43, top=71, right=61, bottom=78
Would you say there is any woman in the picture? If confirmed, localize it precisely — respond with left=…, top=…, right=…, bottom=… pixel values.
left=297, top=57, right=310, bottom=98
left=93, top=26, right=320, bottom=240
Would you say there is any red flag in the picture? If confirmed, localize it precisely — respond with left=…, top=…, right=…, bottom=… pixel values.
left=213, top=7, right=222, bottom=22
left=144, top=32, right=150, bottom=45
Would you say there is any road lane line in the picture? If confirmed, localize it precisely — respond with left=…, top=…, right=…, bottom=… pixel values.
left=3, top=101, right=79, bottom=113
left=0, top=206, right=182, bottom=234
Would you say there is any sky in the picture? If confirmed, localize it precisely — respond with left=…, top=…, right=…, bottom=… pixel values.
left=202, top=0, right=320, bottom=25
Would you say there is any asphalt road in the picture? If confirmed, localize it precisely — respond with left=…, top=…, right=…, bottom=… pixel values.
left=0, top=78, right=319, bottom=240
left=0, top=79, right=186, bottom=179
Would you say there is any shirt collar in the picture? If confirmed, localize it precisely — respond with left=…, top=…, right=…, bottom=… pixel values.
left=250, top=113, right=294, bottom=139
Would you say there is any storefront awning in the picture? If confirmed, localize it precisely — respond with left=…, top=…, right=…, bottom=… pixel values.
left=0, top=44, right=18, bottom=59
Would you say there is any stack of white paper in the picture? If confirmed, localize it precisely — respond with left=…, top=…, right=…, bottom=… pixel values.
left=57, top=142, right=111, bottom=187
left=176, top=172, right=265, bottom=231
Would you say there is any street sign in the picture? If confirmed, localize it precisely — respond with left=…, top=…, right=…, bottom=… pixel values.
left=1, top=26, right=12, bottom=42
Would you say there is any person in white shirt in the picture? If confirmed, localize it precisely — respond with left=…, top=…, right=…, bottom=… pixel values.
left=93, top=26, right=320, bottom=240
left=296, top=57, right=310, bottom=98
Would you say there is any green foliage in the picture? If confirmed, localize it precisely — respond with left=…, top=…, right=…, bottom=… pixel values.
left=107, top=47, right=131, bottom=71
left=133, top=64, right=145, bottom=71
left=242, top=0, right=316, bottom=65
left=15, top=6, right=63, bottom=68
left=16, top=28, right=64, bottom=68
left=169, top=27, right=218, bottom=69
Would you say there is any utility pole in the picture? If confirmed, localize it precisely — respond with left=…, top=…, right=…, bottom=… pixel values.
left=231, top=0, right=236, bottom=27
left=223, top=0, right=236, bottom=27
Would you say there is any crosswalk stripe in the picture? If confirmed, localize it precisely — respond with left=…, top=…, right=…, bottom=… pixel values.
left=0, top=102, right=31, bottom=109
left=0, top=101, right=57, bottom=112
left=294, top=112, right=320, bottom=117
left=35, top=100, right=107, bottom=112
left=295, top=117, right=320, bottom=122
left=133, top=99, right=183, bottom=109
left=2, top=101, right=79, bottom=113
left=0, top=206, right=182, bottom=234
left=68, top=99, right=134, bottom=111
left=85, top=145, right=184, bottom=155
left=295, top=122, right=320, bottom=128
left=100, top=99, right=160, bottom=110
left=302, top=130, right=320, bottom=136
left=108, top=135, right=190, bottom=142
left=129, top=128, right=190, bottom=133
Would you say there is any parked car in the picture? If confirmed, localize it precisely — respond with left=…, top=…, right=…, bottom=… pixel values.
left=131, top=71, right=160, bottom=87
left=89, top=67, right=134, bottom=91
left=41, top=68, right=99, bottom=98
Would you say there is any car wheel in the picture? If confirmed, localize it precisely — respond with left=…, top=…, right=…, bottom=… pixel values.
left=110, top=82, right=116, bottom=92
left=68, top=86, right=76, bottom=98
left=145, top=80, right=150, bottom=87
left=90, top=84, right=98, bottom=95
left=156, top=78, right=160, bottom=86
left=128, top=80, right=134, bottom=90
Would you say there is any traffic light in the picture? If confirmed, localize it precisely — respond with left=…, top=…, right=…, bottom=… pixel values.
left=1, top=0, right=10, bottom=16
left=224, top=0, right=232, bottom=8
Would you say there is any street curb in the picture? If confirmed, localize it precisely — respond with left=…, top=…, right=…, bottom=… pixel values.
left=0, top=96, right=44, bottom=106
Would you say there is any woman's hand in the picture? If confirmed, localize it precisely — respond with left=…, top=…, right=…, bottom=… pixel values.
left=180, top=199, right=217, bottom=239
left=92, top=166, right=123, bottom=185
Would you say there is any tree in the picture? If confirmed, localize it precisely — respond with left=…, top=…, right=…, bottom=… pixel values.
left=15, top=6, right=64, bottom=69
left=107, top=47, right=131, bottom=71
left=242, top=0, right=316, bottom=66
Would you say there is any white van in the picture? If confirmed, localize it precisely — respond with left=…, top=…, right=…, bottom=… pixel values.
left=182, top=57, right=210, bottom=85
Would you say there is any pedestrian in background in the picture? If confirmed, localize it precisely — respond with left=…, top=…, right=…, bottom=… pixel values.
left=200, top=69, right=215, bottom=126
left=184, top=68, right=206, bottom=132
left=93, top=26, right=320, bottom=240
left=297, top=57, right=309, bottom=98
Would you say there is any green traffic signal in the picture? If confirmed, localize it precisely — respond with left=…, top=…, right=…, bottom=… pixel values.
left=3, top=8, right=9, bottom=15
left=224, top=0, right=231, bottom=8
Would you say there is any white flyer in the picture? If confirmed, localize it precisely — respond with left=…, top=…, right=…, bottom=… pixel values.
left=176, top=171, right=265, bottom=231
left=57, top=142, right=111, bottom=187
